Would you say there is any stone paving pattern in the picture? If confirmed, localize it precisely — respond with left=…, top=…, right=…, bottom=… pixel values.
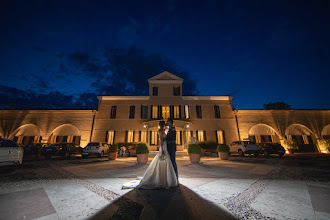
left=0, top=153, right=330, bottom=219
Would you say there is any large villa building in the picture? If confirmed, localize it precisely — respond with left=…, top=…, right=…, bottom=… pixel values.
left=1, top=71, right=329, bottom=153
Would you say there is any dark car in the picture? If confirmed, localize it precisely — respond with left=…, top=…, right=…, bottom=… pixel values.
left=23, top=143, right=42, bottom=158
left=258, top=143, right=285, bottom=157
left=41, top=143, right=82, bottom=159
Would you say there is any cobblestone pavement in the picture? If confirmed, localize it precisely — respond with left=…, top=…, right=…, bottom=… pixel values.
left=0, top=153, right=329, bottom=219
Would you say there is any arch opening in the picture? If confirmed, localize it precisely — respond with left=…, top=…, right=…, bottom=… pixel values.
left=321, top=124, right=330, bottom=140
left=48, top=124, right=81, bottom=146
left=10, top=124, right=42, bottom=146
left=248, top=124, right=281, bottom=144
left=285, top=124, right=316, bottom=152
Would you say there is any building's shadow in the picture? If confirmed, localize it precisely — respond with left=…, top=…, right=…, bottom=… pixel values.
left=88, top=184, right=237, bottom=220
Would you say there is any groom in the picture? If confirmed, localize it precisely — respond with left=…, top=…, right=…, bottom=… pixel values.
left=165, top=118, right=178, bottom=180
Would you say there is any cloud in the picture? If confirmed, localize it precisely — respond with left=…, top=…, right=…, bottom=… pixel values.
left=61, top=46, right=199, bottom=96
left=0, top=46, right=199, bottom=109
left=0, top=84, right=97, bottom=110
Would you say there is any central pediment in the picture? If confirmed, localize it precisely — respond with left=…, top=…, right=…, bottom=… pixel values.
left=148, top=71, right=183, bottom=82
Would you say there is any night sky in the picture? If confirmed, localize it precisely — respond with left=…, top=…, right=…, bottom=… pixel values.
left=1, top=0, right=329, bottom=110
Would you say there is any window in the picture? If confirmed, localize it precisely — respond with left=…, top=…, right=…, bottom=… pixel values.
left=214, top=105, right=221, bottom=118
left=173, top=86, right=180, bottom=96
left=141, top=105, right=148, bottom=119
left=216, top=131, right=224, bottom=144
left=129, top=106, right=135, bottom=119
left=152, top=106, right=158, bottom=119
left=73, top=136, right=80, bottom=145
left=176, top=131, right=182, bottom=145
left=150, top=131, right=158, bottom=145
left=110, top=106, right=117, bottom=118
left=302, top=135, right=309, bottom=144
left=162, top=106, right=170, bottom=119
left=153, top=87, right=158, bottom=96
left=173, top=106, right=180, bottom=119
left=184, top=105, right=190, bottom=119
left=107, top=131, right=115, bottom=145
left=197, top=130, right=205, bottom=142
left=126, top=131, right=134, bottom=143
left=139, top=131, right=147, bottom=143
left=196, top=105, right=202, bottom=118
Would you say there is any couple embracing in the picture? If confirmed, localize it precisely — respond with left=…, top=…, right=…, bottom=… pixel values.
left=122, top=118, right=178, bottom=189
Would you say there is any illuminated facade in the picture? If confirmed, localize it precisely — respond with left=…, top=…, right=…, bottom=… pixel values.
left=0, top=71, right=329, bottom=152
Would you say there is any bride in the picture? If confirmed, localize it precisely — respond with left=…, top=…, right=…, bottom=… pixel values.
left=122, top=121, right=178, bottom=189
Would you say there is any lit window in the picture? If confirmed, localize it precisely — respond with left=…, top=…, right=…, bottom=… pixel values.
left=108, top=131, right=115, bottom=145
left=127, top=131, right=134, bottom=143
left=197, top=130, right=204, bottom=142
left=150, top=131, right=158, bottom=145
left=176, top=131, right=182, bottom=145
left=302, top=135, right=309, bottom=144
left=216, top=131, right=224, bottom=144
left=173, top=106, right=180, bottom=119
left=152, top=106, right=158, bottom=119
left=140, top=131, right=147, bottom=143
left=162, top=106, right=170, bottom=119
left=184, top=105, right=190, bottom=119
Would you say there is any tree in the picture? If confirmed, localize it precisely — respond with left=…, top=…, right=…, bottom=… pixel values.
left=264, top=102, right=291, bottom=110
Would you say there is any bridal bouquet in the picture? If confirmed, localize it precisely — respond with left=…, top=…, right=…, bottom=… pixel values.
left=159, top=154, right=166, bottom=161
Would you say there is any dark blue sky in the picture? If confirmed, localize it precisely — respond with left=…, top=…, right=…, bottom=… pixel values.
left=1, top=0, right=329, bottom=109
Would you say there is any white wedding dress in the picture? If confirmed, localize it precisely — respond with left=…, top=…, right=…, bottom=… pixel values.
left=122, top=132, right=178, bottom=189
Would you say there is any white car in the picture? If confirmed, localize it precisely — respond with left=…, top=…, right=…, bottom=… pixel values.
left=0, top=138, right=24, bottom=165
left=230, top=141, right=261, bottom=156
left=82, top=142, right=109, bottom=158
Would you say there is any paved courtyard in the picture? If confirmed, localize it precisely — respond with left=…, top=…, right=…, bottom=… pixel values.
left=0, top=153, right=330, bottom=220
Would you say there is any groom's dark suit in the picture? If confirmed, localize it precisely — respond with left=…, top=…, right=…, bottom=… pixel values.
left=166, top=126, right=178, bottom=179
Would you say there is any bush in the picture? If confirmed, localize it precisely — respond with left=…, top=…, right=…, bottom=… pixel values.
left=188, top=144, right=202, bottom=154
left=283, top=139, right=298, bottom=150
left=317, top=139, right=330, bottom=152
left=109, top=144, right=119, bottom=153
left=198, top=141, right=218, bottom=150
left=136, top=143, right=149, bottom=154
left=217, top=144, right=230, bottom=152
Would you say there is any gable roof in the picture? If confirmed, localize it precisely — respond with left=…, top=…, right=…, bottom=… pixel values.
left=148, top=71, right=184, bottom=82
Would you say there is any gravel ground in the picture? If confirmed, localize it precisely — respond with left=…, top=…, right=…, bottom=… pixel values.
left=1, top=154, right=329, bottom=219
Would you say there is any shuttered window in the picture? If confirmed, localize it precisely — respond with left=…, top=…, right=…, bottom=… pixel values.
left=184, top=105, right=190, bottom=119
left=107, top=131, right=115, bottom=145
left=110, top=106, right=117, bottom=118
left=150, top=131, right=158, bottom=145
left=216, top=131, right=224, bottom=144
left=126, top=131, right=134, bottom=143
left=141, top=105, right=148, bottom=119
left=214, top=105, right=221, bottom=118
left=196, top=105, right=202, bottom=118
left=129, top=106, right=135, bottom=119
left=140, top=131, right=147, bottom=143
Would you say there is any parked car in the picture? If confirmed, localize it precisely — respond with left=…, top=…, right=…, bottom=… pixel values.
left=41, top=143, right=82, bottom=159
left=258, top=143, right=285, bottom=157
left=0, top=138, right=24, bottom=164
left=230, top=141, right=261, bottom=156
left=24, top=143, right=42, bottom=157
left=82, top=142, right=109, bottom=158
